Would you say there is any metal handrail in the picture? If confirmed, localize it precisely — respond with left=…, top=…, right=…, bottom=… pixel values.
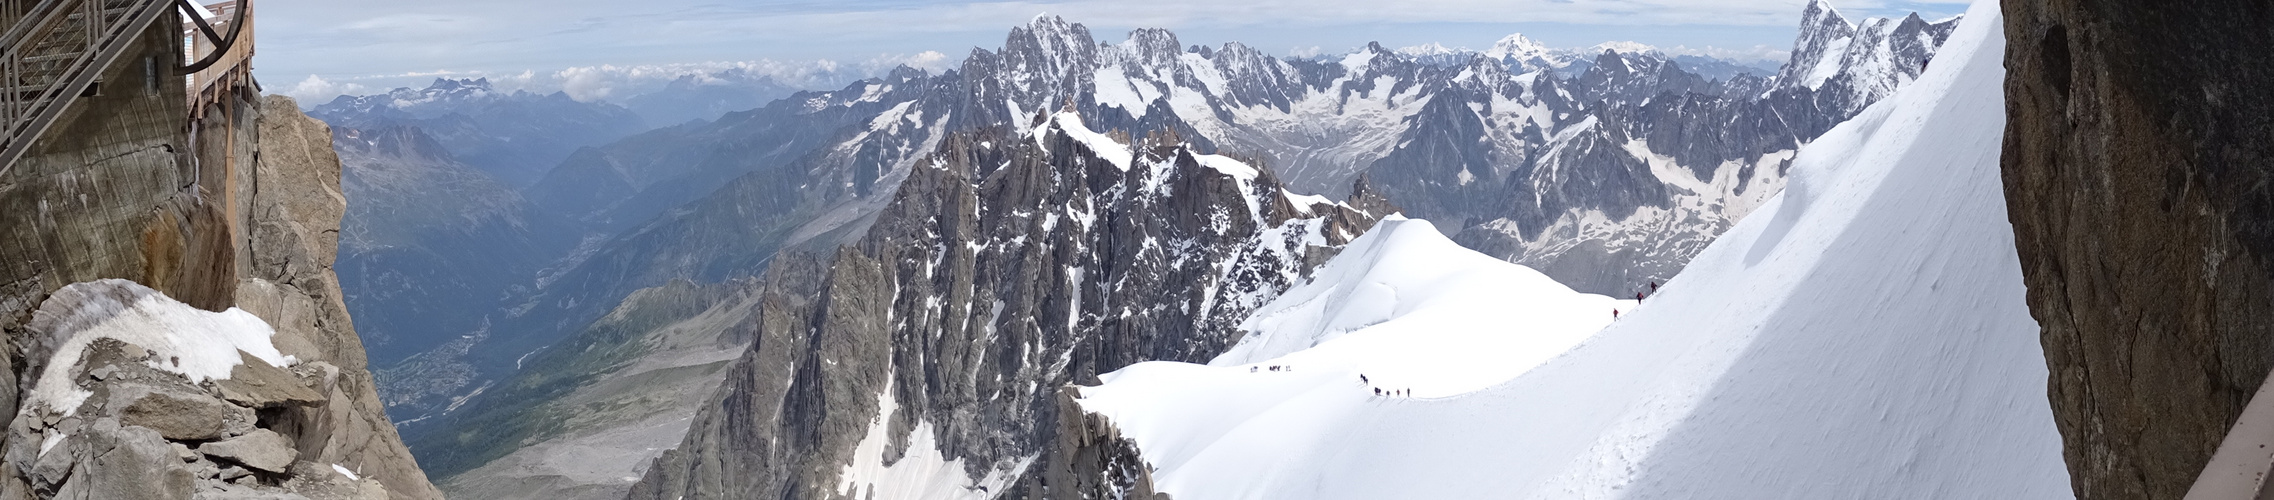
left=2, top=0, right=125, bottom=136
left=0, top=0, right=173, bottom=176
left=0, top=0, right=70, bottom=56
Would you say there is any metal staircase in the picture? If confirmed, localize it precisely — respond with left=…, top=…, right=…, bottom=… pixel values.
left=0, top=0, right=173, bottom=174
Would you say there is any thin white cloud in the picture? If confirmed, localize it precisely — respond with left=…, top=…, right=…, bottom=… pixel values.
left=874, top=51, right=955, bottom=74
left=1659, top=44, right=1791, bottom=64
left=282, top=75, right=367, bottom=105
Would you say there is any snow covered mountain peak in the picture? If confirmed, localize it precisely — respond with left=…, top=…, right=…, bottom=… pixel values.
left=1804, top=0, right=1844, bottom=19
left=1588, top=40, right=1661, bottom=56
left=428, top=77, right=494, bottom=92
left=1485, top=33, right=1552, bottom=61
left=401, top=77, right=498, bottom=102
left=320, top=77, right=517, bottom=119
left=1020, top=14, right=1091, bottom=48
left=1768, top=0, right=1961, bottom=120
left=1779, top=0, right=1860, bottom=89
left=1004, top=14, right=1100, bottom=82
left=1478, top=33, right=1569, bottom=72
left=1397, top=42, right=1460, bottom=57
left=1115, top=27, right=1188, bottom=68
left=1339, top=42, right=1405, bottom=74
left=1032, top=111, right=1136, bottom=170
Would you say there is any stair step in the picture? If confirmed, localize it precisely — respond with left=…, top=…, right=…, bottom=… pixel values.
left=21, top=52, right=83, bottom=64
left=0, top=86, right=56, bottom=99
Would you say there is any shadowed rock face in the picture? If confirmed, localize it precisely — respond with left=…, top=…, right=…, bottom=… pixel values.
left=1011, top=388, right=1167, bottom=500
left=2000, top=2, right=2274, bottom=499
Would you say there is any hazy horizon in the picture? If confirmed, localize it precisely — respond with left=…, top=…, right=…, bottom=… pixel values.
left=257, top=0, right=1968, bottom=104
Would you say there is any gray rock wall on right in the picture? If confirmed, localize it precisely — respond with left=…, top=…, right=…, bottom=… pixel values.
left=2000, top=2, right=2274, bottom=499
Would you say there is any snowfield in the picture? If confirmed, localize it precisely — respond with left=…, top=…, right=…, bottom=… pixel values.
left=1073, top=2, right=2073, bottom=498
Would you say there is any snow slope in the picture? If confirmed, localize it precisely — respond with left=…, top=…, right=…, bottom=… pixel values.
left=1074, top=2, right=2073, bottom=498
left=1206, top=216, right=1630, bottom=396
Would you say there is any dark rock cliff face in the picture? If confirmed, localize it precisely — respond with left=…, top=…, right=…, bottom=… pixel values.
left=625, top=117, right=1388, bottom=500
left=1013, top=388, right=1166, bottom=500
left=2001, top=2, right=2274, bottom=499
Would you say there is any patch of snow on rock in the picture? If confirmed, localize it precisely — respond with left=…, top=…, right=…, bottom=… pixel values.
left=23, top=279, right=290, bottom=416
left=837, top=381, right=1029, bottom=500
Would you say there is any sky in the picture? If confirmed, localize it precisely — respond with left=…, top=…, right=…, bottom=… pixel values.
left=255, top=0, right=1970, bottom=104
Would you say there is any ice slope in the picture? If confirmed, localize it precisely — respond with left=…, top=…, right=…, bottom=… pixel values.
left=1073, top=2, right=2073, bottom=498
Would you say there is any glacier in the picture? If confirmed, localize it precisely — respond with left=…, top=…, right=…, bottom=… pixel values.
left=1070, top=1, right=2073, bottom=498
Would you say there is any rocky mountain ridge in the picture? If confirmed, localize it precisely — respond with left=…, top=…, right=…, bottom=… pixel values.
left=625, top=111, right=1391, bottom=500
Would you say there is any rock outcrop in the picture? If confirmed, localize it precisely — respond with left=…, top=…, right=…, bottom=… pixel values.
left=2000, top=2, right=2274, bottom=499
left=235, top=95, right=444, bottom=499
left=0, top=88, right=440, bottom=497
left=1015, top=388, right=1167, bottom=500
left=7, top=280, right=387, bottom=499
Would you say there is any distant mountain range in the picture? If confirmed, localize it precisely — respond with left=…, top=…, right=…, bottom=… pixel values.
left=302, top=1, right=1961, bottom=498
left=1392, top=35, right=1782, bottom=81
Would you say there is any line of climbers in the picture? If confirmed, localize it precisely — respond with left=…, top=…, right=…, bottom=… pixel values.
left=1614, top=280, right=1661, bottom=320
left=1360, top=374, right=1410, bottom=398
